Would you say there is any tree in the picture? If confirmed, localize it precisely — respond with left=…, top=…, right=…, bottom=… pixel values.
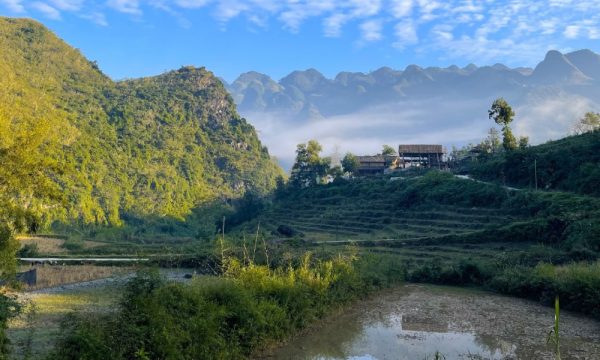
left=484, top=128, right=501, bottom=153
left=382, top=145, right=396, bottom=156
left=518, top=136, right=530, bottom=149
left=341, top=153, right=360, bottom=175
left=572, top=112, right=600, bottom=135
left=328, top=165, right=343, bottom=179
left=290, top=140, right=330, bottom=188
left=488, top=98, right=517, bottom=151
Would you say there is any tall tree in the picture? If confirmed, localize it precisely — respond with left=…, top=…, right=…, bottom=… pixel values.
left=572, top=112, right=600, bottom=135
left=382, top=145, right=396, bottom=156
left=341, top=153, right=360, bottom=175
left=290, top=140, right=330, bottom=188
left=488, top=98, right=517, bottom=151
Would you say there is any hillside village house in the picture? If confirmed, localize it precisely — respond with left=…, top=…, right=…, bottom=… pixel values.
left=398, top=144, right=445, bottom=168
left=356, top=155, right=401, bottom=175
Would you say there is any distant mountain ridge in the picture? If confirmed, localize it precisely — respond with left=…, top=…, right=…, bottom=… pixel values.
left=225, top=49, right=600, bottom=120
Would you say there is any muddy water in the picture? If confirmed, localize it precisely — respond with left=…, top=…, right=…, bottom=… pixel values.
left=260, top=285, right=600, bottom=360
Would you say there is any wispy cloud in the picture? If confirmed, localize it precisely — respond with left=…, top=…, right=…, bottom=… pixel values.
left=0, top=0, right=25, bottom=12
left=106, top=0, right=140, bottom=15
left=393, top=20, right=418, bottom=48
left=1, top=0, right=598, bottom=65
left=31, top=1, right=61, bottom=19
left=359, top=19, right=383, bottom=42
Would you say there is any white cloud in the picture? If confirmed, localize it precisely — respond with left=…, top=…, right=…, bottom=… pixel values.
left=80, top=11, right=108, bottom=26
left=48, top=0, right=81, bottom=11
left=393, top=20, right=418, bottom=48
left=323, top=13, right=347, bottom=37
left=0, top=0, right=25, bottom=12
left=107, top=0, right=140, bottom=15
left=391, top=0, right=413, bottom=18
left=360, top=19, right=383, bottom=42
left=3, top=0, right=598, bottom=63
left=564, top=25, right=580, bottom=39
left=31, top=1, right=61, bottom=19
left=175, top=0, right=211, bottom=9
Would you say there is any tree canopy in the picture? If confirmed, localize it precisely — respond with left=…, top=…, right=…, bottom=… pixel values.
left=290, top=140, right=331, bottom=188
left=382, top=145, right=396, bottom=156
left=0, top=18, right=284, bottom=230
left=573, top=112, right=600, bottom=135
left=488, top=98, right=517, bottom=151
left=341, top=153, right=360, bottom=175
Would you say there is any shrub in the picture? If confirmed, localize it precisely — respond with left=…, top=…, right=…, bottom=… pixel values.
left=49, top=253, right=405, bottom=359
left=17, top=243, right=39, bottom=257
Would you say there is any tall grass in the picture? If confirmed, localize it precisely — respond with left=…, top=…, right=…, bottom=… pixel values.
left=47, top=253, right=404, bottom=359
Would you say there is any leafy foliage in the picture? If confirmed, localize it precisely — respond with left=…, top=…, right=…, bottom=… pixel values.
left=48, top=254, right=404, bottom=359
left=488, top=98, right=517, bottom=151
left=341, top=152, right=360, bottom=175
left=0, top=18, right=283, bottom=231
left=290, top=140, right=330, bottom=188
left=469, top=131, right=600, bottom=197
left=572, top=112, right=600, bottom=135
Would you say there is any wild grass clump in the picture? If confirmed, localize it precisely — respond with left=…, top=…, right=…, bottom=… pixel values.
left=489, top=261, right=600, bottom=318
left=47, top=253, right=404, bottom=359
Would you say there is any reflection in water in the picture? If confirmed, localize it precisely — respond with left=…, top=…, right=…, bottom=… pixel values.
left=261, top=285, right=600, bottom=360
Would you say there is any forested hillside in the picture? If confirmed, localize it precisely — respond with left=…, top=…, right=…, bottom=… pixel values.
left=468, top=131, right=600, bottom=196
left=0, top=17, right=283, bottom=231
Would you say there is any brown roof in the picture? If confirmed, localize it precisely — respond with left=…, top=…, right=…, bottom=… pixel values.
left=398, top=144, right=444, bottom=154
left=357, top=155, right=399, bottom=163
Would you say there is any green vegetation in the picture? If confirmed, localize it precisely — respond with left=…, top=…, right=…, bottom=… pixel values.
left=488, top=97, right=517, bottom=151
left=1, top=15, right=600, bottom=360
left=228, top=170, right=600, bottom=317
left=47, top=254, right=404, bottom=359
left=547, top=295, right=561, bottom=360
left=0, top=17, right=283, bottom=235
left=341, top=152, right=360, bottom=176
left=572, top=112, right=600, bottom=135
left=468, top=130, right=600, bottom=196
left=290, top=140, right=330, bottom=188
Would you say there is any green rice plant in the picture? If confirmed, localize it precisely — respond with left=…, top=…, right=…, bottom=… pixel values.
left=546, top=295, right=561, bottom=360
left=424, top=351, right=445, bottom=360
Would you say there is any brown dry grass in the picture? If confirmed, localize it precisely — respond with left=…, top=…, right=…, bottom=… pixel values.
left=8, top=283, right=121, bottom=359
left=20, top=265, right=130, bottom=290
left=17, top=236, right=106, bottom=254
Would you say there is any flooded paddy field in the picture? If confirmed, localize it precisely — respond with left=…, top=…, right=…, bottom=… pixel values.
left=261, top=285, right=600, bottom=360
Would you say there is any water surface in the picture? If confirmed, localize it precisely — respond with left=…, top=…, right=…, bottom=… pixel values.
left=260, top=285, right=600, bottom=360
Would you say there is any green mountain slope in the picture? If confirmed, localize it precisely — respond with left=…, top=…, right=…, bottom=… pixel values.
left=468, top=131, right=600, bottom=196
left=0, top=17, right=283, bottom=229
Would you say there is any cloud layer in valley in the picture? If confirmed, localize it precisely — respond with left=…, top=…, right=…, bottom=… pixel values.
left=244, top=95, right=599, bottom=169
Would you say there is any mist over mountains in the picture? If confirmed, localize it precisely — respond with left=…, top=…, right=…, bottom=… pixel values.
left=224, top=49, right=600, bottom=168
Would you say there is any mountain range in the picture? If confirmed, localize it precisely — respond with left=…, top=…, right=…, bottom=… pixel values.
left=225, top=49, right=600, bottom=120
left=223, top=49, right=600, bottom=167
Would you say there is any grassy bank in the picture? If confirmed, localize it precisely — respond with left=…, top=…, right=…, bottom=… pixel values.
left=47, top=253, right=404, bottom=359
left=407, top=259, right=600, bottom=318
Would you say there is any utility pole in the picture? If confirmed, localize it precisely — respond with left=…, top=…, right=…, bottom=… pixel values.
left=534, top=159, right=538, bottom=191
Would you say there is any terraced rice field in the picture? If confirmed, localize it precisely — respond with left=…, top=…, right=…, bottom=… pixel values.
left=249, top=196, right=519, bottom=244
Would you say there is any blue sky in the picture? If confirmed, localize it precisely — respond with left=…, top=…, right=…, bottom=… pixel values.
left=1, top=0, right=599, bottom=82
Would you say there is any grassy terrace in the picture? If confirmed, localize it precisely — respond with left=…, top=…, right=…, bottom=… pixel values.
left=235, top=173, right=522, bottom=245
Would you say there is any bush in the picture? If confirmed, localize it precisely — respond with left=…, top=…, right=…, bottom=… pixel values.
left=49, top=254, right=405, bottom=359
left=17, top=243, right=39, bottom=257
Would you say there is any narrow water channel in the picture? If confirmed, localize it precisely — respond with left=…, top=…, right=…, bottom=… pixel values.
left=259, top=285, right=600, bottom=360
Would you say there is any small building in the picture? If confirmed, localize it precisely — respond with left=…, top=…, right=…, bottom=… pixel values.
left=398, top=144, right=445, bottom=168
left=356, top=155, right=400, bottom=176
